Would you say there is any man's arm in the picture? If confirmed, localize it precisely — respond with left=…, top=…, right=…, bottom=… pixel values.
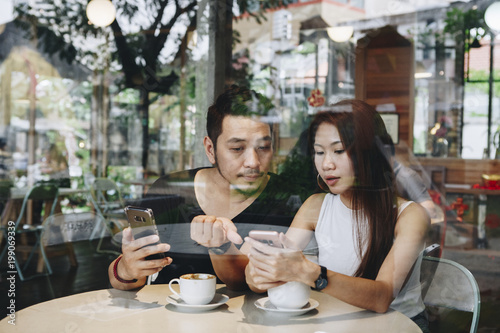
left=108, top=227, right=172, bottom=290
left=190, top=215, right=246, bottom=290
left=209, top=245, right=249, bottom=290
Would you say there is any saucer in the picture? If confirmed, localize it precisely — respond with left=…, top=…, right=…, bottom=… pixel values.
left=254, top=297, right=319, bottom=316
left=166, top=293, right=229, bottom=312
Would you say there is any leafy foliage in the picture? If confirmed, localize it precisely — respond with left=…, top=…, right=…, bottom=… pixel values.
left=14, top=0, right=294, bottom=91
left=444, top=7, right=487, bottom=52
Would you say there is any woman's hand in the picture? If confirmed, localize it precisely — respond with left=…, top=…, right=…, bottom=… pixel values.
left=245, top=234, right=314, bottom=290
left=190, top=215, right=243, bottom=248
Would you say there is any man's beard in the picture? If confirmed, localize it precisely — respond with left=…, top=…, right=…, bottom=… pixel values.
left=214, top=160, right=263, bottom=197
left=230, top=179, right=262, bottom=197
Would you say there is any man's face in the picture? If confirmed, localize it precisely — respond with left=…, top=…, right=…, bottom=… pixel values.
left=208, top=115, right=273, bottom=196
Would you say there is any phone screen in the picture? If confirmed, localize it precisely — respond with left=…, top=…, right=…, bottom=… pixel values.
left=248, top=230, right=283, bottom=248
left=124, top=206, right=165, bottom=260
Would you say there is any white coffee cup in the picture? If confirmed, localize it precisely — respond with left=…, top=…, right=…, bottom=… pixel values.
left=169, top=273, right=216, bottom=305
left=267, top=281, right=311, bottom=309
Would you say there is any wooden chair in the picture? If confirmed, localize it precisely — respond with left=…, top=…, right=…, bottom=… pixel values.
left=0, top=184, right=59, bottom=280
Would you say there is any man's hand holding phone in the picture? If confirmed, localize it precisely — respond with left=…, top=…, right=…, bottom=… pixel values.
left=119, top=227, right=172, bottom=282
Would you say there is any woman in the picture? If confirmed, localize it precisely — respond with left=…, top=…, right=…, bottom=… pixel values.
left=245, top=100, right=429, bottom=329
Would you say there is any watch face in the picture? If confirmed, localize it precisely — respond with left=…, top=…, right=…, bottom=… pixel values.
left=209, top=247, right=226, bottom=255
left=316, top=278, right=328, bottom=290
left=315, top=266, right=328, bottom=290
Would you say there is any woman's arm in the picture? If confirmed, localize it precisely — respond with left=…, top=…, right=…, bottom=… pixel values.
left=245, top=194, right=324, bottom=293
left=323, top=201, right=429, bottom=312
left=247, top=201, right=429, bottom=313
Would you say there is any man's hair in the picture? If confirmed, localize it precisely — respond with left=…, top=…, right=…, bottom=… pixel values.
left=206, top=85, right=275, bottom=149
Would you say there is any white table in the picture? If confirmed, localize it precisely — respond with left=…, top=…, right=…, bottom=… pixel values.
left=1, top=187, right=89, bottom=226
left=0, top=284, right=421, bottom=333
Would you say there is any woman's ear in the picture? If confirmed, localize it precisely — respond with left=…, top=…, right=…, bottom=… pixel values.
left=204, top=136, right=216, bottom=164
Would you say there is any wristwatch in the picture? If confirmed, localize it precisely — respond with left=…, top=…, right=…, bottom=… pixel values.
left=208, top=241, right=232, bottom=255
left=313, top=265, right=328, bottom=291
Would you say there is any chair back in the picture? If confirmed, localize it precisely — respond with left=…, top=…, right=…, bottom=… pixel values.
left=421, top=256, right=481, bottom=333
left=0, top=180, right=12, bottom=214
left=90, top=178, right=125, bottom=215
left=15, top=184, right=59, bottom=227
left=0, top=180, right=12, bottom=200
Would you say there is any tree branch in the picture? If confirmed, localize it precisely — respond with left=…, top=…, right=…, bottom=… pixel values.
left=110, top=18, right=144, bottom=87
left=149, top=0, right=197, bottom=62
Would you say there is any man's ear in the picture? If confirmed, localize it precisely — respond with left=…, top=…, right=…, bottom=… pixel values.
left=203, top=136, right=216, bottom=164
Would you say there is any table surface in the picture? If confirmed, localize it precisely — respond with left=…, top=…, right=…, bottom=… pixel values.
left=0, top=284, right=421, bottom=333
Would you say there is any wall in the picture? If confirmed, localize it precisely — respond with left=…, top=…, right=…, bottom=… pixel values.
left=416, top=157, right=500, bottom=185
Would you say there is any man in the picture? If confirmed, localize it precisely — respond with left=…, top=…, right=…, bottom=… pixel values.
left=393, top=161, right=438, bottom=219
left=109, top=85, right=297, bottom=290
left=384, top=136, right=439, bottom=219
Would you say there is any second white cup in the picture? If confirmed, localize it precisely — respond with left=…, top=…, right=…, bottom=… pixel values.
left=169, top=273, right=216, bottom=305
left=267, top=281, right=311, bottom=309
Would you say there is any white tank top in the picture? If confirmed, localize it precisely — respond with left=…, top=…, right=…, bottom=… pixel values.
left=315, top=193, right=424, bottom=318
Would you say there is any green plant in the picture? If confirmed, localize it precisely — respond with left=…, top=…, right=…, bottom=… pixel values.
left=444, top=7, right=487, bottom=52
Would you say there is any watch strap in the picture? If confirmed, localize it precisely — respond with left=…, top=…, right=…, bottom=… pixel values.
left=313, top=265, right=328, bottom=291
left=208, top=241, right=232, bottom=255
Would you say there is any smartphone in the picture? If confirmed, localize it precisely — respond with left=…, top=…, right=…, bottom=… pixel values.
left=124, top=206, right=165, bottom=260
left=248, top=230, right=283, bottom=248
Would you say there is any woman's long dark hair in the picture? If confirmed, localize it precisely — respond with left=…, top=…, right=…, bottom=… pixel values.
left=308, top=100, right=398, bottom=280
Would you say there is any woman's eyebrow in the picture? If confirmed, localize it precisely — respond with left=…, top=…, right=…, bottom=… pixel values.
left=314, top=140, right=342, bottom=147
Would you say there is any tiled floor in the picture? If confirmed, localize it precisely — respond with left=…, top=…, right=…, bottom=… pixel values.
left=1, top=237, right=499, bottom=332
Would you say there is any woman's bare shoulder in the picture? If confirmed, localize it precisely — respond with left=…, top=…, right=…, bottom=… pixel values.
left=303, top=192, right=327, bottom=207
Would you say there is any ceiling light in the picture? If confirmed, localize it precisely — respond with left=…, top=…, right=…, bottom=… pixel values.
left=327, top=26, right=354, bottom=43
left=86, top=0, right=116, bottom=27
left=485, top=2, right=500, bottom=32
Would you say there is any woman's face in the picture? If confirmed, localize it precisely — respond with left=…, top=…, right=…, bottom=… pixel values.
left=314, top=123, right=356, bottom=200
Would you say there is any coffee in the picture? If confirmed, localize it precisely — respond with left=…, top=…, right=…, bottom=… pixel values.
left=182, top=273, right=215, bottom=280
left=169, top=273, right=216, bottom=305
